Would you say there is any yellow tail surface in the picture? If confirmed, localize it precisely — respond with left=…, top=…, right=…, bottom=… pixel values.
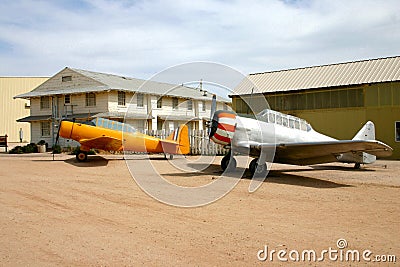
left=166, top=125, right=190, bottom=154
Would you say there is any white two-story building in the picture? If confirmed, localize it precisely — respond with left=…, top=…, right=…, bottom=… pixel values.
left=15, top=67, right=230, bottom=147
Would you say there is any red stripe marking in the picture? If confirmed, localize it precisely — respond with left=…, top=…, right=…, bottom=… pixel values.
left=218, top=123, right=235, bottom=132
left=213, top=132, right=231, bottom=144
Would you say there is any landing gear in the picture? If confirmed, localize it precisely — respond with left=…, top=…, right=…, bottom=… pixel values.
left=249, top=158, right=268, bottom=177
left=76, top=151, right=88, bottom=162
left=163, top=154, right=174, bottom=160
left=221, top=152, right=237, bottom=172
left=354, top=163, right=361, bottom=169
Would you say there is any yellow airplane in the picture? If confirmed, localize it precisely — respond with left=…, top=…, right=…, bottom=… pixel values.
left=57, top=117, right=190, bottom=162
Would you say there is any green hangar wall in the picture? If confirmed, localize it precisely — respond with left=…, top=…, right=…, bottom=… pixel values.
left=231, top=56, right=400, bottom=159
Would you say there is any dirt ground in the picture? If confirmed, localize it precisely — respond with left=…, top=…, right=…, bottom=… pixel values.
left=0, top=152, right=399, bottom=266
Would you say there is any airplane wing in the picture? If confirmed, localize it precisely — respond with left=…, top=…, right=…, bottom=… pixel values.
left=237, top=140, right=393, bottom=165
left=159, top=139, right=179, bottom=154
left=80, top=136, right=123, bottom=151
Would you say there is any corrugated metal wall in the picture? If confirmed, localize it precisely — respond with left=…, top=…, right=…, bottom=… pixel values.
left=0, top=77, right=48, bottom=143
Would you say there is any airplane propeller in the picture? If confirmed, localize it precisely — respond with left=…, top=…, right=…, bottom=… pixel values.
left=208, top=94, right=217, bottom=139
left=52, top=119, right=63, bottom=160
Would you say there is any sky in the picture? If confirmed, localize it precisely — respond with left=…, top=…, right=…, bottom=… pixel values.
left=0, top=0, right=399, bottom=89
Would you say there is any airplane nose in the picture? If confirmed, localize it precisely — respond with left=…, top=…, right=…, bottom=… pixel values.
left=209, top=110, right=237, bottom=146
left=59, top=120, right=73, bottom=139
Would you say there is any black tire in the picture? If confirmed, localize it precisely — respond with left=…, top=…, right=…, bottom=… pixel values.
left=354, top=163, right=361, bottom=169
left=249, top=158, right=268, bottom=177
left=169, top=154, right=174, bottom=160
left=76, top=151, right=88, bottom=162
left=221, top=154, right=237, bottom=172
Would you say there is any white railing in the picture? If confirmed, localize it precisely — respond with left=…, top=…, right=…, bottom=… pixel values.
left=139, top=129, right=229, bottom=155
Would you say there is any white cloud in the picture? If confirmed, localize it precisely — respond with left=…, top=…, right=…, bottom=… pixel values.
left=0, top=0, right=399, bottom=80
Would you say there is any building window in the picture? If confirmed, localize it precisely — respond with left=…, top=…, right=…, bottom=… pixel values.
left=172, top=97, right=179, bottom=109
left=187, top=99, right=193, bottom=110
left=396, top=121, right=400, bottom=142
left=62, top=75, right=72, bottom=82
left=64, top=94, right=71, bottom=104
left=137, top=93, right=144, bottom=107
left=157, top=97, right=163, bottom=108
left=202, top=100, right=206, bottom=112
left=40, top=96, right=50, bottom=109
left=118, top=91, right=126, bottom=106
left=41, top=121, right=50, bottom=137
left=85, top=92, right=96, bottom=107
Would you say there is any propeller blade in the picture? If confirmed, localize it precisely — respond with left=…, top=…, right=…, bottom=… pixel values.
left=55, top=122, right=61, bottom=146
left=210, top=94, right=216, bottom=121
left=208, top=94, right=217, bottom=137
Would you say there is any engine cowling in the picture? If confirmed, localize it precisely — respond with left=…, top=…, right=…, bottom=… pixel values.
left=209, top=110, right=237, bottom=146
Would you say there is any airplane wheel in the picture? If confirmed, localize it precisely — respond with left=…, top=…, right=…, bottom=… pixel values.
left=169, top=154, right=174, bottom=160
left=76, top=151, right=88, bottom=162
left=354, top=163, right=361, bottom=169
left=249, top=158, right=268, bottom=177
left=221, top=154, right=237, bottom=172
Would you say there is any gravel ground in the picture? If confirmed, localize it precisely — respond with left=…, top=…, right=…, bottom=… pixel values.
left=0, top=153, right=399, bottom=266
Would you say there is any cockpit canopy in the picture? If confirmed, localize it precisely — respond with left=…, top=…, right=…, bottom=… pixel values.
left=256, top=109, right=312, bottom=131
left=92, top=117, right=136, bottom=133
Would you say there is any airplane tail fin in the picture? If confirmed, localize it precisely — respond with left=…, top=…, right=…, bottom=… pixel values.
left=166, top=124, right=190, bottom=154
left=339, top=121, right=377, bottom=165
left=352, top=121, right=375, bottom=141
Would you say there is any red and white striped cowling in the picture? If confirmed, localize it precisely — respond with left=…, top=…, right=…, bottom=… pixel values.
left=210, top=110, right=237, bottom=146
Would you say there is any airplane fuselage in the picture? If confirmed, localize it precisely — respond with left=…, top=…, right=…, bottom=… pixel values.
left=59, top=119, right=189, bottom=156
left=233, top=116, right=336, bottom=148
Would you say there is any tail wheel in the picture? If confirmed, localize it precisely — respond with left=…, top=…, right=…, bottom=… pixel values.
left=354, top=163, right=361, bottom=169
left=249, top=158, right=268, bottom=177
left=76, top=151, right=88, bottom=162
left=221, top=153, right=237, bottom=172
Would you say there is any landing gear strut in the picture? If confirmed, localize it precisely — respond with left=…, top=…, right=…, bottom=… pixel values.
left=249, top=158, right=268, bottom=177
left=221, top=152, right=237, bottom=172
left=76, top=151, right=88, bottom=162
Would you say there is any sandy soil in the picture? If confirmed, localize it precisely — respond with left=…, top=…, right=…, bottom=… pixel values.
left=0, top=153, right=399, bottom=266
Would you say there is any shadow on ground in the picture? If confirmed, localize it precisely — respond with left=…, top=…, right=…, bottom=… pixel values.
left=162, top=163, right=353, bottom=189
left=64, top=156, right=110, bottom=167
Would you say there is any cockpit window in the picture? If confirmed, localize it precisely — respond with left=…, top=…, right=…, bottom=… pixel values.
left=294, top=119, right=300, bottom=130
left=276, top=114, right=282, bottom=125
left=282, top=117, right=288, bottom=127
left=255, top=109, right=311, bottom=131
left=92, top=118, right=136, bottom=133
left=268, top=113, right=275, bottom=123
left=289, top=118, right=295, bottom=129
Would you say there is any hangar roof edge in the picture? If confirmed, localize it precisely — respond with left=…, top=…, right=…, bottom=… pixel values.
left=233, top=56, right=400, bottom=95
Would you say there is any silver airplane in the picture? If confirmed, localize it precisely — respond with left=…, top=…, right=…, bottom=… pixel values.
left=208, top=96, right=393, bottom=177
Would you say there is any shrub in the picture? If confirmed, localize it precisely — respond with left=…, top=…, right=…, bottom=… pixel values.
left=9, top=146, right=24, bottom=154
left=23, top=143, right=38, bottom=153
left=52, top=144, right=62, bottom=154
left=9, top=143, right=38, bottom=154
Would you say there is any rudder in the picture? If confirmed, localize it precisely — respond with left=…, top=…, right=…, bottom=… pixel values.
left=352, top=121, right=375, bottom=141
left=166, top=125, right=190, bottom=154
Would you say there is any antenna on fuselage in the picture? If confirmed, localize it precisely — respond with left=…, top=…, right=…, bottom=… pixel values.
left=246, top=87, right=255, bottom=116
